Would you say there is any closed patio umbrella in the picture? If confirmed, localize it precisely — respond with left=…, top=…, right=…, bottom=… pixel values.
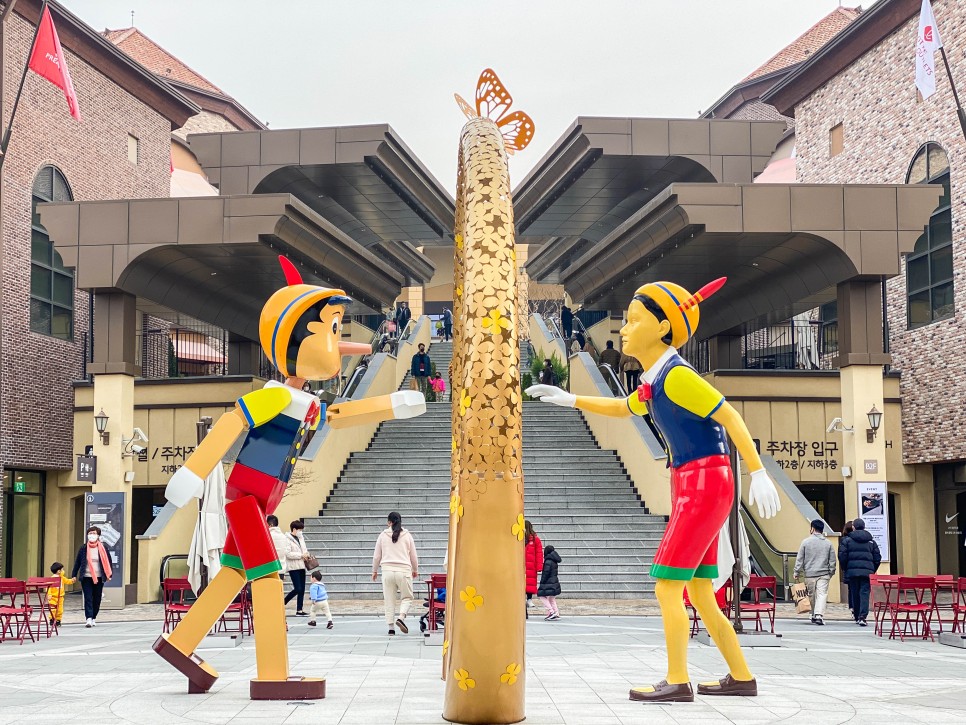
left=187, top=462, right=228, bottom=595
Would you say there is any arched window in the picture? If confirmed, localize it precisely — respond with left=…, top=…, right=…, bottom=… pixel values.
left=31, top=166, right=74, bottom=340
left=906, top=143, right=952, bottom=327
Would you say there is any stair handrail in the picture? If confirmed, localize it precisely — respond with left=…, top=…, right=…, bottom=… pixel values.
left=341, top=363, right=369, bottom=398
left=738, top=503, right=796, bottom=601
left=597, top=362, right=626, bottom=397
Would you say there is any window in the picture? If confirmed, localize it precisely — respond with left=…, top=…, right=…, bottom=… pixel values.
left=906, top=143, right=953, bottom=327
left=127, top=134, right=139, bottom=164
left=31, top=166, right=74, bottom=340
left=829, top=123, right=844, bottom=157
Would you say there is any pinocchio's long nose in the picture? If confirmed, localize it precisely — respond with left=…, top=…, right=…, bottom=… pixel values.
left=339, top=342, right=371, bottom=356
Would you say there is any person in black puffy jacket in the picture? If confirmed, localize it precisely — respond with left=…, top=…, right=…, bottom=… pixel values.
left=838, top=518, right=881, bottom=626
left=537, top=545, right=562, bottom=621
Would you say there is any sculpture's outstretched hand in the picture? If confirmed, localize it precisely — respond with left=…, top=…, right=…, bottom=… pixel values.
left=390, top=390, right=426, bottom=419
left=525, top=384, right=576, bottom=408
left=165, top=467, right=205, bottom=508
left=748, top=469, right=782, bottom=519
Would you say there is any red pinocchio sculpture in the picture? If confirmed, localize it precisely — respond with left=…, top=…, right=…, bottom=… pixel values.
left=528, top=277, right=782, bottom=704
left=154, top=257, right=425, bottom=700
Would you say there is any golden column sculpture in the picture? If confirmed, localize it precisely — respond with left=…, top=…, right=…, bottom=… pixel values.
left=443, top=69, right=534, bottom=725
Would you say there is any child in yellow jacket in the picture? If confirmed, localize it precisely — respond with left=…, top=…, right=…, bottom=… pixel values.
left=48, top=561, right=75, bottom=626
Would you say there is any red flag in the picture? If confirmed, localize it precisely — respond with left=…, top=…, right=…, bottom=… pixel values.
left=28, top=5, right=81, bottom=121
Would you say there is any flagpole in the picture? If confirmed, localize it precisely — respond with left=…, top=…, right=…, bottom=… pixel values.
left=938, top=46, right=966, bottom=142
left=0, top=0, right=45, bottom=171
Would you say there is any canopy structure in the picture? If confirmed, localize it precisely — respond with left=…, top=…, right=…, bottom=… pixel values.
left=518, top=117, right=940, bottom=361
left=38, top=124, right=452, bottom=374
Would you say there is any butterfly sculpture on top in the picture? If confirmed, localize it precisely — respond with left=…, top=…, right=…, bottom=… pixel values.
left=455, top=68, right=535, bottom=154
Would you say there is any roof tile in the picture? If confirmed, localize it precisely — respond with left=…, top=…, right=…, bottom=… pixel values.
left=743, top=7, right=863, bottom=81
left=101, top=27, right=223, bottom=94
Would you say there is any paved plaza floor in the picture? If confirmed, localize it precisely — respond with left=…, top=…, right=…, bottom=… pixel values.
left=1, top=612, right=964, bottom=724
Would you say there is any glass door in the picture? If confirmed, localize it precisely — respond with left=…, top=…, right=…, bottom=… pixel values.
left=2, top=469, right=46, bottom=579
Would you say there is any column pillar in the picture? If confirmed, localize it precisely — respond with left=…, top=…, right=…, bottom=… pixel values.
left=834, top=280, right=889, bottom=574
left=709, top=334, right=743, bottom=370
left=89, top=291, right=140, bottom=608
left=228, top=337, right=261, bottom=376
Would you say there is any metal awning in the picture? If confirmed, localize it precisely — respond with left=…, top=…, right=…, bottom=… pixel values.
left=518, top=117, right=940, bottom=339
left=188, top=124, right=456, bottom=248
left=38, top=193, right=431, bottom=342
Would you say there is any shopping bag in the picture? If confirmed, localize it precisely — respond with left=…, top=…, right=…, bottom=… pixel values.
left=410, top=377, right=418, bottom=391
left=790, top=582, right=810, bottom=613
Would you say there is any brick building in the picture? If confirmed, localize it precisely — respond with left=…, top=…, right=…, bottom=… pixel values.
left=759, top=0, right=966, bottom=575
left=0, top=1, right=261, bottom=578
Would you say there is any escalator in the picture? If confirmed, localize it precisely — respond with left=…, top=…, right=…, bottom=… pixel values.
left=740, top=503, right=798, bottom=601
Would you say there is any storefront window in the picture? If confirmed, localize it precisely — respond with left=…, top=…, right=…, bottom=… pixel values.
left=31, top=166, right=74, bottom=340
left=906, top=143, right=953, bottom=327
left=934, top=463, right=966, bottom=577
left=2, top=469, right=46, bottom=579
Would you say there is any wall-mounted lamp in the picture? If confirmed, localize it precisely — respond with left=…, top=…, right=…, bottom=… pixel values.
left=866, top=405, right=882, bottom=443
left=94, top=409, right=109, bottom=445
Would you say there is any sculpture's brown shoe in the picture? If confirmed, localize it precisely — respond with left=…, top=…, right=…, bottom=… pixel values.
left=153, top=634, right=218, bottom=693
left=629, top=680, right=694, bottom=703
left=697, top=674, right=758, bottom=696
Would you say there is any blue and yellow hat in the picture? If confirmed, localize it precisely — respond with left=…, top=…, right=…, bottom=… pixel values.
left=258, top=256, right=351, bottom=377
left=632, top=277, right=726, bottom=348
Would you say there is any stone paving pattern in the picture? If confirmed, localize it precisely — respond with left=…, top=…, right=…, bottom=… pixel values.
left=2, top=607, right=964, bottom=724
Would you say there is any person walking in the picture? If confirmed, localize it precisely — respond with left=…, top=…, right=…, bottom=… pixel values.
left=71, top=525, right=113, bottom=628
left=307, top=571, right=333, bottom=629
left=372, top=511, right=419, bottom=636
left=793, top=519, right=836, bottom=625
left=538, top=359, right=558, bottom=386
left=561, top=304, right=573, bottom=340
left=48, top=561, right=75, bottom=627
left=442, top=307, right=453, bottom=341
left=838, top=518, right=881, bottom=627
left=430, top=372, right=447, bottom=402
left=411, top=343, right=432, bottom=395
left=599, top=340, right=622, bottom=370
left=621, top=350, right=642, bottom=393
left=537, top=544, right=562, bottom=620
left=395, top=301, right=411, bottom=336
left=523, top=520, right=543, bottom=613
left=284, top=520, right=310, bottom=615
left=839, top=520, right=855, bottom=618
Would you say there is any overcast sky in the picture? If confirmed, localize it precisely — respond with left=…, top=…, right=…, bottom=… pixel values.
left=64, top=0, right=851, bottom=191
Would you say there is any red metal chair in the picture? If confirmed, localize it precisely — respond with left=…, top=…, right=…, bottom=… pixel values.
left=0, top=579, right=35, bottom=644
left=952, top=578, right=966, bottom=634
left=932, top=574, right=955, bottom=633
left=869, top=574, right=899, bottom=636
left=25, top=577, right=61, bottom=638
left=740, top=576, right=777, bottom=633
left=684, top=580, right=733, bottom=638
left=888, top=576, right=936, bottom=641
left=161, top=578, right=193, bottom=633
left=426, top=574, right=446, bottom=632
left=217, top=584, right=252, bottom=635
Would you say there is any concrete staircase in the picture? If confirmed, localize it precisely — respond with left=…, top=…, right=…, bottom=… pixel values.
left=302, top=392, right=665, bottom=599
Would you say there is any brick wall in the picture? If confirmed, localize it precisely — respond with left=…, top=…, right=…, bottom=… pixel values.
left=174, top=109, right=238, bottom=140
left=794, top=0, right=966, bottom=464
left=0, top=12, right=173, bottom=481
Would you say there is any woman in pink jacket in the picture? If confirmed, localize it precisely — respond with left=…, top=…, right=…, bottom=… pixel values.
left=372, top=511, right=418, bottom=636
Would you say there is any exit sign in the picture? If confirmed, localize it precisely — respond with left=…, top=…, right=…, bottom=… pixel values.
left=13, top=480, right=25, bottom=493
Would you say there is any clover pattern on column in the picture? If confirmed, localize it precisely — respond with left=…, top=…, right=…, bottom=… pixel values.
left=443, top=68, right=534, bottom=725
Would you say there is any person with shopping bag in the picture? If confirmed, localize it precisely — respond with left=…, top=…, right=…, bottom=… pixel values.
left=793, top=519, right=836, bottom=625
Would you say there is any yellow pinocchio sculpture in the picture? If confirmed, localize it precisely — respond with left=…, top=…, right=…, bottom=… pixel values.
left=155, top=256, right=425, bottom=701
left=443, top=70, right=534, bottom=724
left=528, top=279, right=782, bottom=703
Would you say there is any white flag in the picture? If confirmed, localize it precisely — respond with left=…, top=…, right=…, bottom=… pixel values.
left=916, top=0, right=943, bottom=99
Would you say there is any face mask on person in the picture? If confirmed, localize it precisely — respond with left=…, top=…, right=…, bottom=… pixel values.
left=88, top=534, right=99, bottom=543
